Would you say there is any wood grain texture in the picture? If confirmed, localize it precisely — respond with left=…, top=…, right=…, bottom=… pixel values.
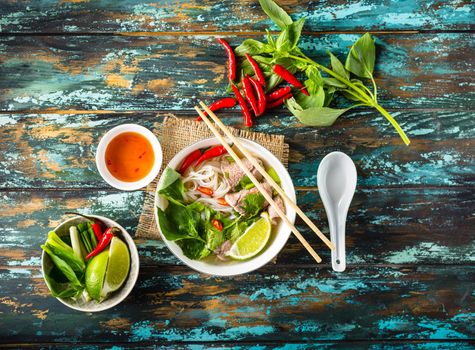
left=0, top=187, right=473, bottom=267
left=0, top=0, right=473, bottom=33
left=0, top=265, right=473, bottom=343
left=0, top=33, right=473, bottom=111
left=2, top=342, right=475, bottom=349
left=0, top=0, right=473, bottom=346
left=1, top=111, right=473, bottom=188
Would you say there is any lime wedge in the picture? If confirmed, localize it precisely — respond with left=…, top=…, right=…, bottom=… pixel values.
left=228, top=212, right=272, bottom=260
left=85, top=250, right=109, bottom=302
left=101, top=237, right=130, bottom=298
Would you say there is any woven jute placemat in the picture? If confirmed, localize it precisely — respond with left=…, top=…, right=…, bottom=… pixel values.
left=136, top=116, right=289, bottom=239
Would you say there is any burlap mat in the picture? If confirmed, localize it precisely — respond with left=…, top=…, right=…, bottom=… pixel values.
left=136, top=116, right=289, bottom=239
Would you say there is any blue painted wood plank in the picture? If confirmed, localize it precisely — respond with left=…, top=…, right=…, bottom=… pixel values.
left=0, top=265, right=473, bottom=342
left=4, top=342, right=475, bottom=349
left=0, top=33, right=472, bottom=111
left=0, top=0, right=472, bottom=33
left=1, top=111, right=473, bottom=188
left=0, top=188, right=472, bottom=267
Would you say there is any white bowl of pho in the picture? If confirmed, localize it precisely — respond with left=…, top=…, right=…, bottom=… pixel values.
left=154, top=137, right=296, bottom=276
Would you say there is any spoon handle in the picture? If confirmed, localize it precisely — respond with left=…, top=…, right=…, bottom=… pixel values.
left=330, top=218, right=346, bottom=272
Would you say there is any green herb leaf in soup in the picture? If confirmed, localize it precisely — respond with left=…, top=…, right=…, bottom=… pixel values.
left=156, top=200, right=201, bottom=241
left=158, top=167, right=185, bottom=202
left=242, top=193, right=266, bottom=218
left=178, top=239, right=211, bottom=260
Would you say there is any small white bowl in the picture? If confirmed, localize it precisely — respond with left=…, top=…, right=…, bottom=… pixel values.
left=96, top=124, right=162, bottom=191
left=155, top=137, right=296, bottom=276
left=41, top=215, right=140, bottom=312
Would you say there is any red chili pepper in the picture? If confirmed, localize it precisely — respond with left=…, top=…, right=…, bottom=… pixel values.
left=195, top=145, right=228, bottom=167
left=179, top=149, right=202, bottom=174
left=91, top=223, right=103, bottom=241
left=231, top=84, right=253, bottom=127
left=197, top=186, right=214, bottom=196
left=211, top=219, right=223, bottom=231
left=273, top=64, right=309, bottom=96
left=217, top=38, right=236, bottom=82
left=242, top=76, right=259, bottom=116
left=266, top=93, right=292, bottom=109
left=85, top=227, right=119, bottom=260
left=245, top=53, right=266, bottom=87
left=196, top=97, right=236, bottom=121
left=247, top=76, right=266, bottom=116
left=217, top=197, right=228, bottom=206
left=266, top=86, right=292, bottom=102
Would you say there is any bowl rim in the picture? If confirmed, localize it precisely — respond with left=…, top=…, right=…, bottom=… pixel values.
left=41, top=214, right=140, bottom=312
left=154, top=137, right=296, bottom=276
left=95, top=123, right=163, bottom=191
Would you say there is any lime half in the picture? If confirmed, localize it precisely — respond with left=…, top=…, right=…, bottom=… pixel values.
left=228, top=212, right=272, bottom=260
left=101, top=237, right=130, bottom=298
left=85, top=250, right=109, bottom=302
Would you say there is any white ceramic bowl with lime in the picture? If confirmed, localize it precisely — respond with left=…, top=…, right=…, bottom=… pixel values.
left=41, top=215, right=139, bottom=312
left=154, top=137, right=296, bottom=276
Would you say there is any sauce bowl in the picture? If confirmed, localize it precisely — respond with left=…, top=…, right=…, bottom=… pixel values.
left=96, top=124, right=162, bottom=191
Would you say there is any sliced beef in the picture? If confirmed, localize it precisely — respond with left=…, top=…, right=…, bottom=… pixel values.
left=225, top=182, right=272, bottom=215
left=221, top=158, right=264, bottom=189
left=215, top=240, right=232, bottom=261
left=268, top=195, right=285, bottom=224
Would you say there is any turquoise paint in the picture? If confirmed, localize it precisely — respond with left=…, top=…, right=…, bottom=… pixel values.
left=416, top=319, right=469, bottom=339
left=129, top=320, right=155, bottom=341
left=378, top=316, right=411, bottom=332
left=385, top=242, right=475, bottom=264
left=6, top=256, right=41, bottom=267
left=0, top=115, right=17, bottom=126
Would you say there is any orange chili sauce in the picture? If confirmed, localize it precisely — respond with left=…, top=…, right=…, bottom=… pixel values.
left=105, top=132, right=155, bottom=182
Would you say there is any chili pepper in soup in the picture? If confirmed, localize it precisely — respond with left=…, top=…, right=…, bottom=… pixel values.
left=105, top=132, right=155, bottom=182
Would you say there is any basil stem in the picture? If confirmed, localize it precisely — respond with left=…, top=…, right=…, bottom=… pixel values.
left=289, top=54, right=410, bottom=146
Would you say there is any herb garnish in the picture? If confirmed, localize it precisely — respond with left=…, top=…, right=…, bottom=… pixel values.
left=234, top=0, right=410, bottom=145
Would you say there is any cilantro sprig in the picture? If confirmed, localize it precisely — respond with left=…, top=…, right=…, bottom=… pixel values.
left=235, top=0, right=410, bottom=145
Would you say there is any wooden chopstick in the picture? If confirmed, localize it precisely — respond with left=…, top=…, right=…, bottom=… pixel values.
left=195, top=105, right=323, bottom=263
left=198, top=101, right=335, bottom=252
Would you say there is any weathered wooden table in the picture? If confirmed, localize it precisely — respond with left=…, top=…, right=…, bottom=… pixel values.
left=1, top=1, right=474, bottom=348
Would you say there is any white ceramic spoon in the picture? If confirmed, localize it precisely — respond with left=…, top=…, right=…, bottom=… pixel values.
left=317, top=152, right=357, bottom=272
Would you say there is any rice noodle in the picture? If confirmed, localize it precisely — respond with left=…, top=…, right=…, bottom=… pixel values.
left=182, top=157, right=233, bottom=213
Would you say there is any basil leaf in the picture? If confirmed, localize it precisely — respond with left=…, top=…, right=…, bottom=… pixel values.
left=265, top=72, right=284, bottom=92
left=43, top=264, right=83, bottom=298
left=276, top=18, right=305, bottom=53
left=258, top=0, right=293, bottom=29
left=275, top=26, right=291, bottom=52
left=327, top=51, right=349, bottom=80
left=42, top=245, right=84, bottom=290
left=306, top=65, right=324, bottom=86
left=297, top=85, right=325, bottom=108
left=286, top=97, right=351, bottom=126
left=158, top=167, right=185, bottom=202
left=323, top=77, right=347, bottom=89
left=323, top=87, right=335, bottom=107
left=234, top=39, right=270, bottom=56
left=266, top=29, right=276, bottom=49
left=178, top=239, right=210, bottom=260
left=341, top=90, right=361, bottom=102
left=156, top=198, right=205, bottom=241
left=288, top=18, right=305, bottom=49
left=345, top=33, right=375, bottom=79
